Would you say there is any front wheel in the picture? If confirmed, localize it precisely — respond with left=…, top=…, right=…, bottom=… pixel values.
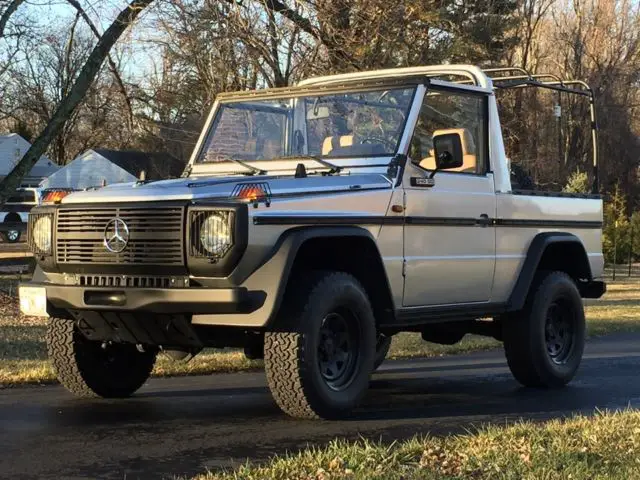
left=264, top=271, right=376, bottom=419
left=47, top=317, right=157, bottom=398
left=503, top=271, right=585, bottom=388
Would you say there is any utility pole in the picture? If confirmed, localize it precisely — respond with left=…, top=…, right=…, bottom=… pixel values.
left=613, top=220, right=618, bottom=281
left=629, top=220, right=634, bottom=277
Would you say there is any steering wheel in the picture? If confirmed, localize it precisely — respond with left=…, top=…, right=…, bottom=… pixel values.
left=360, top=136, right=397, bottom=150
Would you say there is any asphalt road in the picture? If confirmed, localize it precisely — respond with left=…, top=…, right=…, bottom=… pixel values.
left=2, top=333, right=640, bottom=480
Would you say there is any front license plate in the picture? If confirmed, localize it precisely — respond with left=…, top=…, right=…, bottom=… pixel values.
left=19, top=286, right=48, bottom=317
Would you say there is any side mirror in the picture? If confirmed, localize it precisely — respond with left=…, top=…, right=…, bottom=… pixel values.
left=433, top=133, right=464, bottom=171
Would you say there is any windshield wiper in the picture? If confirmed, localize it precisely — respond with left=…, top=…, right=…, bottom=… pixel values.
left=274, top=155, right=342, bottom=174
left=227, top=158, right=267, bottom=176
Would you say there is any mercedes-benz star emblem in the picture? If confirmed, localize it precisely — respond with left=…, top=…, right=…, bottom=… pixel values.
left=104, top=218, right=130, bottom=253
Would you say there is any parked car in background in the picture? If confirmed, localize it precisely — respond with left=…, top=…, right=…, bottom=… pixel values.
left=0, top=187, right=78, bottom=243
left=0, top=187, right=41, bottom=243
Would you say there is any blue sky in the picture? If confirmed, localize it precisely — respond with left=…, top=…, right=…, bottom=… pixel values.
left=18, top=0, right=160, bottom=81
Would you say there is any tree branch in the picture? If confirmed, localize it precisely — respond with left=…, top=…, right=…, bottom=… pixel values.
left=64, top=0, right=134, bottom=126
left=0, top=0, right=154, bottom=203
left=232, top=0, right=356, bottom=67
left=0, top=0, right=25, bottom=39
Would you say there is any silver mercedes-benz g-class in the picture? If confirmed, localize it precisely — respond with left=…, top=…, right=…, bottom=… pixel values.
left=20, top=65, right=605, bottom=419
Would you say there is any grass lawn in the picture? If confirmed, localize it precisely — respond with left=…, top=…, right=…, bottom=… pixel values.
left=1, top=276, right=639, bottom=386
left=192, top=408, right=640, bottom=479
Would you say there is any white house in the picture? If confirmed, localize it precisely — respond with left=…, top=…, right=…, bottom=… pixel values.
left=0, top=133, right=60, bottom=186
left=40, top=148, right=185, bottom=190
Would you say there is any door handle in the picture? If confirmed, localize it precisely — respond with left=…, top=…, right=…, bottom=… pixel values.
left=477, top=214, right=492, bottom=227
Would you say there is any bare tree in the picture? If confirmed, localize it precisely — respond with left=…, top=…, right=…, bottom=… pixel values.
left=0, top=0, right=25, bottom=39
left=3, top=13, right=136, bottom=164
left=0, top=0, right=155, bottom=202
left=65, top=0, right=134, bottom=126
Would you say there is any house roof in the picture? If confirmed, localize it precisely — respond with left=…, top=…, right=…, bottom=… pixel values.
left=0, top=133, right=59, bottom=178
left=93, top=149, right=186, bottom=180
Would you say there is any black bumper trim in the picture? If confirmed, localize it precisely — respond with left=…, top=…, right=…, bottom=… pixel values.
left=29, top=282, right=260, bottom=315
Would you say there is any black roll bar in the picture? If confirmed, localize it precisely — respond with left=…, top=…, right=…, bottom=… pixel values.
left=481, top=67, right=599, bottom=194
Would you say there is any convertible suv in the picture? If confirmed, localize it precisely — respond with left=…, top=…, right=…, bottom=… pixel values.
left=20, top=65, right=605, bottom=419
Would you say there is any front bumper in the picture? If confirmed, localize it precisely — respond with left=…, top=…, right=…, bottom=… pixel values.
left=19, top=282, right=256, bottom=316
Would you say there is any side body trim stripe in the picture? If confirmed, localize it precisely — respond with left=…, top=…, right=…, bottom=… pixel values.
left=253, top=215, right=603, bottom=229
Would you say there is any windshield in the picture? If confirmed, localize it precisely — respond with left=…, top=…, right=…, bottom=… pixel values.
left=198, top=87, right=416, bottom=164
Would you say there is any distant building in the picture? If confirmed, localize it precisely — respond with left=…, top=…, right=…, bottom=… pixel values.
left=0, top=133, right=60, bottom=187
left=40, top=148, right=186, bottom=190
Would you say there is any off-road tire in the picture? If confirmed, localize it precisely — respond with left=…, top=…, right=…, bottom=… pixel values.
left=373, top=334, right=392, bottom=371
left=47, top=317, right=157, bottom=398
left=264, top=271, right=376, bottom=419
left=503, top=271, right=585, bottom=388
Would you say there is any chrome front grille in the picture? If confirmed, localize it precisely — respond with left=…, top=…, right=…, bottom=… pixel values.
left=56, top=207, right=184, bottom=266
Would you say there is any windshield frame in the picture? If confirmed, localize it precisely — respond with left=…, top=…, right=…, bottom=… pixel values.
left=188, top=77, right=428, bottom=175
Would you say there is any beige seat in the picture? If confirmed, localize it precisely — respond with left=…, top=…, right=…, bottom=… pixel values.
left=418, top=128, right=477, bottom=173
left=322, top=135, right=354, bottom=155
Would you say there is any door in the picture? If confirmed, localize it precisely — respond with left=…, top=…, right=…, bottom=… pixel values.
left=402, top=87, right=496, bottom=307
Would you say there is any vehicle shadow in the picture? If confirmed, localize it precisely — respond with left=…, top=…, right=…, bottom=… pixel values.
left=34, top=354, right=640, bottom=431
left=354, top=355, right=640, bottom=422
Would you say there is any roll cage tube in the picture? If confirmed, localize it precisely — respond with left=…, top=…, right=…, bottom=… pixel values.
left=485, top=67, right=599, bottom=195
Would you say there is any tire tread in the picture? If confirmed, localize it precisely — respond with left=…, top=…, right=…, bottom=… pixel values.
left=47, top=317, right=156, bottom=398
left=47, top=317, right=99, bottom=397
left=503, top=270, right=584, bottom=388
left=264, top=270, right=374, bottom=419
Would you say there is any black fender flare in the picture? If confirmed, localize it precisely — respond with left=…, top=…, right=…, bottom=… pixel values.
left=507, top=232, right=592, bottom=311
left=262, top=226, right=392, bottom=325
left=193, top=226, right=391, bottom=328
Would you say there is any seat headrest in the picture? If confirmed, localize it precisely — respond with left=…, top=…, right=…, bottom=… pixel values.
left=322, top=135, right=354, bottom=155
left=418, top=127, right=477, bottom=173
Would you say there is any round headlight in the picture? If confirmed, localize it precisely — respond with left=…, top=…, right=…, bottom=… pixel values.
left=199, top=213, right=232, bottom=256
left=33, top=216, right=52, bottom=253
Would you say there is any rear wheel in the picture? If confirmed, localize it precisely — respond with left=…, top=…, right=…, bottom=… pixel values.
left=503, top=271, right=585, bottom=388
left=264, top=271, right=376, bottom=419
left=47, top=317, right=157, bottom=398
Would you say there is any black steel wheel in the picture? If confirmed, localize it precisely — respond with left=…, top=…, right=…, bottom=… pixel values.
left=264, top=271, right=376, bottom=419
left=503, top=271, right=585, bottom=388
left=47, top=317, right=157, bottom=398
left=318, top=310, right=361, bottom=390
left=545, top=299, right=576, bottom=364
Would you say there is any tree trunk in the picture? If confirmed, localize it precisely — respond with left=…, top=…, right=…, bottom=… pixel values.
left=0, top=0, right=25, bottom=39
left=0, top=0, right=154, bottom=204
left=65, top=0, right=134, bottom=127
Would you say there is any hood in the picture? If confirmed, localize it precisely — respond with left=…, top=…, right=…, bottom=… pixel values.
left=60, top=173, right=393, bottom=204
